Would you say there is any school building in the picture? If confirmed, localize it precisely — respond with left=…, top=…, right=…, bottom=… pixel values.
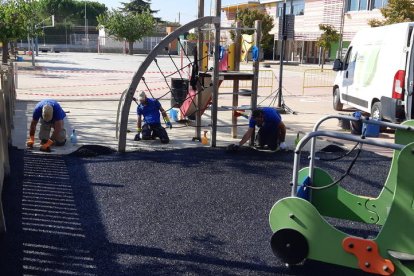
left=221, top=0, right=388, bottom=63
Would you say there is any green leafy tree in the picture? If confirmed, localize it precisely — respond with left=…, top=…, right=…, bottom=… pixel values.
left=316, top=24, right=340, bottom=69
left=0, top=0, right=42, bottom=63
left=120, top=0, right=161, bottom=22
left=75, top=1, right=107, bottom=26
left=97, top=10, right=155, bottom=55
left=230, top=9, right=274, bottom=50
left=368, top=0, right=414, bottom=27
left=185, top=31, right=214, bottom=42
left=38, top=0, right=76, bottom=22
left=120, top=0, right=157, bottom=14
left=39, top=0, right=107, bottom=27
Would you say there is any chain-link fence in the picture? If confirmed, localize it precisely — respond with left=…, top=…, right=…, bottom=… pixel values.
left=15, top=34, right=166, bottom=54
left=98, top=36, right=164, bottom=54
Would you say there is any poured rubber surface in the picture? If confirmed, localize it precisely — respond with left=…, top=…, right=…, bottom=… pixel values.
left=70, top=145, right=116, bottom=157
left=0, top=147, right=389, bottom=275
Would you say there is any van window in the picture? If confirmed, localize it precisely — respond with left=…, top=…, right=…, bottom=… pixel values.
left=344, top=47, right=353, bottom=70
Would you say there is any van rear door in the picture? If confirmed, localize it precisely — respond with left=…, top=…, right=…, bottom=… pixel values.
left=405, top=27, right=414, bottom=120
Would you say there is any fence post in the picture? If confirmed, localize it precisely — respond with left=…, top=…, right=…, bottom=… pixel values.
left=0, top=122, right=6, bottom=234
left=13, top=62, right=18, bottom=90
left=302, top=70, right=306, bottom=95
left=0, top=85, right=10, bottom=177
left=3, top=76, right=12, bottom=144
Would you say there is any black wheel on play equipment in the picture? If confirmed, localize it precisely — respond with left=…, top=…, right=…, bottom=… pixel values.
left=271, top=229, right=309, bottom=265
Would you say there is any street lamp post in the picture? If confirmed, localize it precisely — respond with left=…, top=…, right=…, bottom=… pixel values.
left=277, top=0, right=287, bottom=108
left=84, top=1, right=88, bottom=47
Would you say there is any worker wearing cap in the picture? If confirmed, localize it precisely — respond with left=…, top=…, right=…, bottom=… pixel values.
left=135, top=92, right=172, bottom=144
left=26, top=99, right=67, bottom=151
left=230, top=107, right=287, bottom=151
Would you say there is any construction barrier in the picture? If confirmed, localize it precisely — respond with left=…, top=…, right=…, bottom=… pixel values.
left=302, top=68, right=337, bottom=95
left=0, top=62, right=17, bottom=234
left=221, top=69, right=275, bottom=94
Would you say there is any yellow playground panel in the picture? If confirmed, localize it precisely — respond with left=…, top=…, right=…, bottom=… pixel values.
left=221, top=69, right=275, bottom=95
left=302, top=68, right=337, bottom=95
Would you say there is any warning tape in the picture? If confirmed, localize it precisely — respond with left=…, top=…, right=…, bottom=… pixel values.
left=19, top=68, right=179, bottom=75
left=18, top=86, right=170, bottom=97
left=18, top=79, right=164, bottom=90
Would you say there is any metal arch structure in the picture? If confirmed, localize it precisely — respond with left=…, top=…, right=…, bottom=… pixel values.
left=118, top=16, right=218, bottom=152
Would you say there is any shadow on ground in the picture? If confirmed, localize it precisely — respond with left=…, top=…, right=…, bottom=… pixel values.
left=0, top=146, right=389, bottom=275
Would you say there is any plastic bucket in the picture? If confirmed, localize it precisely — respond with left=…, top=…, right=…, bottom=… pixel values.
left=351, top=120, right=362, bottom=135
left=338, top=118, right=351, bottom=130
left=362, top=119, right=380, bottom=137
left=171, top=78, right=189, bottom=108
left=169, top=109, right=179, bottom=122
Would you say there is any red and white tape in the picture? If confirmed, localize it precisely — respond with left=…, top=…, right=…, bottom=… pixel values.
left=19, top=67, right=179, bottom=75
left=18, top=86, right=170, bottom=97
left=18, top=79, right=165, bottom=90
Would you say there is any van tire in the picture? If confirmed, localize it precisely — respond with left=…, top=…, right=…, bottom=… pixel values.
left=371, top=102, right=382, bottom=120
left=333, top=88, right=343, bottom=111
left=371, top=101, right=387, bottom=132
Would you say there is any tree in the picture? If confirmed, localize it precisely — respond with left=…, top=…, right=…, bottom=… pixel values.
left=316, top=24, right=339, bottom=69
left=74, top=1, right=107, bottom=26
left=230, top=9, right=274, bottom=51
left=120, top=0, right=157, bottom=14
left=0, top=0, right=42, bottom=63
left=38, top=0, right=107, bottom=27
left=97, top=10, right=155, bottom=55
left=368, top=0, right=414, bottom=27
left=185, top=31, right=214, bottom=42
left=38, top=0, right=76, bottom=22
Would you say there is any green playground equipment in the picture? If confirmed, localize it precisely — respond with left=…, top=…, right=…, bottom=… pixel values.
left=269, top=115, right=414, bottom=275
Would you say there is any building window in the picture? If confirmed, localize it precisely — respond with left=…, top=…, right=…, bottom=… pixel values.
left=359, top=0, right=368, bottom=10
left=347, top=0, right=388, bottom=11
left=347, top=0, right=359, bottom=11
left=371, top=0, right=388, bottom=9
left=277, top=0, right=304, bottom=17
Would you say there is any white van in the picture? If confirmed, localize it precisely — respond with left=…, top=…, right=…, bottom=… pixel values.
left=332, top=22, right=414, bottom=123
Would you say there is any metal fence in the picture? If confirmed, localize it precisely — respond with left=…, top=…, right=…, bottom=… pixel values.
left=302, top=68, right=337, bottom=94
left=221, top=69, right=275, bottom=94
left=0, top=62, right=17, bottom=234
left=15, top=34, right=165, bottom=53
left=98, top=36, right=164, bottom=54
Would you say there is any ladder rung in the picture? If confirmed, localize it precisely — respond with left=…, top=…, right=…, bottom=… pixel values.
left=219, top=106, right=252, bottom=111
left=220, top=91, right=252, bottom=95
left=201, top=27, right=256, bottom=32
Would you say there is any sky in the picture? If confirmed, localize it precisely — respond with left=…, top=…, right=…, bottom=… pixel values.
left=97, top=0, right=240, bottom=24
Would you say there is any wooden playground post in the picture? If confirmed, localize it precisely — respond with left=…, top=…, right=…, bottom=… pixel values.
left=196, top=0, right=204, bottom=141
left=211, top=0, right=221, bottom=147
left=231, top=21, right=242, bottom=139
left=250, top=20, right=262, bottom=146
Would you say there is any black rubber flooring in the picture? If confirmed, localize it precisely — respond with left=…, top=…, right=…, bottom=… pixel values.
left=0, top=146, right=390, bottom=275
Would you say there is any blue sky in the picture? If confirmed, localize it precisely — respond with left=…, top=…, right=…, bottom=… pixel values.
left=97, top=0, right=240, bottom=23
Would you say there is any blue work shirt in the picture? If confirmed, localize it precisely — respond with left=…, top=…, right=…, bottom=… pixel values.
left=137, top=98, right=162, bottom=124
left=249, top=107, right=282, bottom=128
left=33, top=99, right=66, bottom=122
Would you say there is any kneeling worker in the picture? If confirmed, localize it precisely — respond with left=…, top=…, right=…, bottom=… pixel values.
left=26, top=99, right=67, bottom=151
left=135, top=92, right=172, bottom=144
left=234, top=107, right=287, bottom=150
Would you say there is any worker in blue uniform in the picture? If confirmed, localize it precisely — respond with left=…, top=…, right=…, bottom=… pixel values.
left=26, top=99, right=67, bottom=152
left=135, top=92, right=172, bottom=144
left=230, top=107, right=287, bottom=151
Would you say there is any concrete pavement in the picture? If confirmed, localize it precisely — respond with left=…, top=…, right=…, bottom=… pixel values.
left=12, top=52, right=395, bottom=156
